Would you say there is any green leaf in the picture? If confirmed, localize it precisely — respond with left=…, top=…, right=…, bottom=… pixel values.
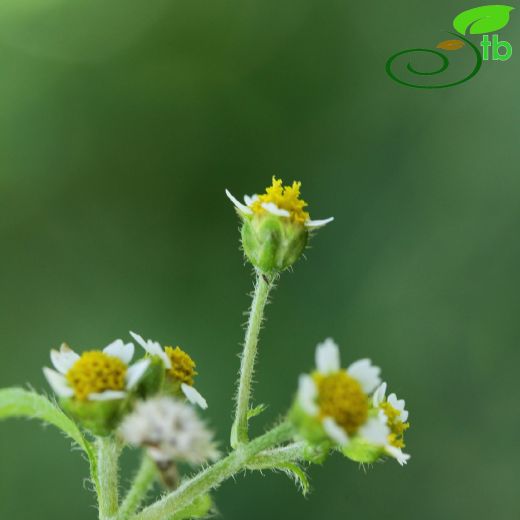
left=453, top=5, right=514, bottom=35
left=275, top=462, right=311, bottom=496
left=0, top=388, right=98, bottom=487
left=247, top=403, right=267, bottom=421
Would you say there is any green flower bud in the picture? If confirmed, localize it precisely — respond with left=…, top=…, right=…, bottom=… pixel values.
left=241, top=214, right=308, bottom=273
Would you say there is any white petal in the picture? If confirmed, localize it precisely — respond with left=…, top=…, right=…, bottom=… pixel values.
left=385, top=445, right=411, bottom=466
left=181, top=383, right=208, bottom=409
left=400, top=409, right=409, bottom=422
left=297, top=374, right=318, bottom=415
left=104, top=339, right=134, bottom=365
left=347, top=359, right=381, bottom=394
left=43, top=367, right=74, bottom=398
left=305, top=217, right=335, bottom=228
left=88, top=390, right=127, bottom=401
left=50, top=344, right=80, bottom=374
left=244, top=194, right=258, bottom=206
left=372, top=382, right=387, bottom=407
left=315, top=338, right=341, bottom=374
left=388, top=393, right=405, bottom=411
left=129, top=331, right=147, bottom=349
left=261, top=202, right=290, bottom=217
left=323, top=417, right=349, bottom=446
left=359, top=417, right=389, bottom=446
left=225, top=189, right=253, bottom=215
left=126, top=359, right=151, bottom=389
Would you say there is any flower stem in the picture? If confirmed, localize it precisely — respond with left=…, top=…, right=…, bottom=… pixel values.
left=97, top=436, right=120, bottom=520
left=133, top=422, right=293, bottom=520
left=117, top=455, right=157, bottom=520
left=231, top=270, right=274, bottom=448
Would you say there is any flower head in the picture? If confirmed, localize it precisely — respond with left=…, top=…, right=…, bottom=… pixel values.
left=120, top=396, right=219, bottom=465
left=226, top=177, right=333, bottom=273
left=372, top=382, right=411, bottom=465
left=130, top=331, right=207, bottom=409
left=294, top=338, right=381, bottom=446
left=43, top=340, right=150, bottom=402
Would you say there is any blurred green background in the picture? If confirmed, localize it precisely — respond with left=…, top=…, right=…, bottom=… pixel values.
left=1, top=0, right=519, bottom=518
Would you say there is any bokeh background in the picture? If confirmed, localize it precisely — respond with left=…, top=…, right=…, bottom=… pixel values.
left=1, top=1, right=519, bottom=518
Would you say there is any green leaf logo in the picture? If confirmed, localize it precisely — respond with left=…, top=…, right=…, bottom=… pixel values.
left=453, top=5, right=514, bottom=35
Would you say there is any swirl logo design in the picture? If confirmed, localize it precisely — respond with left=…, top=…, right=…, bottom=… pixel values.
left=386, top=5, right=514, bottom=89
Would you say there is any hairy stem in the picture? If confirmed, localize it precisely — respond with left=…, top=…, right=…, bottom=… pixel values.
left=246, top=442, right=308, bottom=470
left=117, top=455, right=157, bottom=520
left=97, top=436, right=120, bottom=520
left=231, top=270, right=273, bottom=447
left=134, top=422, right=293, bottom=520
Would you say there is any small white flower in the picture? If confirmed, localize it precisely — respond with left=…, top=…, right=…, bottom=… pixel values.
left=130, top=331, right=208, bottom=409
left=374, top=382, right=411, bottom=465
left=296, top=339, right=382, bottom=447
left=225, top=179, right=333, bottom=228
left=43, top=340, right=150, bottom=401
left=120, top=397, right=219, bottom=465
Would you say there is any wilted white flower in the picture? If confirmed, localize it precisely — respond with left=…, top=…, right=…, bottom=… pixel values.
left=120, top=397, right=219, bottom=464
left=130, top=331, right=208, bottom=409
left=43, top=340, right=150, bottom=401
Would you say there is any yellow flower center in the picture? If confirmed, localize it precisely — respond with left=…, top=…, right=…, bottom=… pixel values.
left=251, top=177, right=310, bottom=224
left=314, top=371, right=368, bottom=435
left=66, top=351, right=127, bottom=401
left=380, top=402, right=410, bottom=448
left=165, top=346, right=197, bottom=386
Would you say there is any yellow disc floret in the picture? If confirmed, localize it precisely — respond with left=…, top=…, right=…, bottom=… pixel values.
left=165, top=346, right=197, bottom=386
left=380, top=401, right=410, bottom=448
left=314, top=371, right=368, bottom=435
left=66, top=351, right=127, bottom=401
left=251, top=177, right=310, bottom=224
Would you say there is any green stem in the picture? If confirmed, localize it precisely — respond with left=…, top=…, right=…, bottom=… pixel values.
left=246, top=442, right=307, bottom=470
left=117, top=455, right=157, bottom=520
left=97, top=436, right=121, bottom=520
left=231, top=270, right=273, bottom=447
left=133, top=422, right=293, bottom=520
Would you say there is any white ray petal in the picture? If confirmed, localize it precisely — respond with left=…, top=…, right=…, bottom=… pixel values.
left=181, top=383, right=208, bottom=409
left=323, top=417, right=349, bottom=446
left=372, top=382, right=387, bottom=407
left=359, top=417, right=389, bottom=446
left=386, top=445, right=411, bottom=466
left=126, top=359, right=151, bottom=389
left=104, top=339, right=134, bottom=365
left=43, top=367, right=74, bottom=398
left=305, top=217, right=335, bottom=228
left=315, top=338, right=340, bottom=374
left=244, top=194, right=258, bottom=206
left=50, top=344, right=80, bottom=375
left=297, top=374, right=318, bottom=415
left=261, top=202, right=290, bottom=217
left=347, top=359, right=381, bottom=394
left=225, top=189, right=253, bottom=215
left=88, top=390, right=127, bottom=401
left=129, top=331, right=147, bottom=349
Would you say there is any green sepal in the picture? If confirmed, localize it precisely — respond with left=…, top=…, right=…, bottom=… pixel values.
left=60, top=396, right=132, bottom=436
left=136, top=356, right=165, bottom=398
left=341, top=437, right=384, bottom=464
left=241, top=214, right=307, bottom=273
left=288, top=403, right=329, bottom=446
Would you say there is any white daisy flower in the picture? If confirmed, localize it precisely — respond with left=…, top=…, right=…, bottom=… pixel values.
left=120, top=397, right=219, bottom=465
left=43, top=340, right=150, bottom=402
left=130, top=331, right=208, bottom=409
left=372, top=382, right=411, bottom=465
left=225, top=177, right=334, bottom=228
left=296, top=338, right=382, bottom=447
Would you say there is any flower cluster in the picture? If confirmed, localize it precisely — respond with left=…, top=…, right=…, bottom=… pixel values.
left=1, top=177, right=411, bottom=520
